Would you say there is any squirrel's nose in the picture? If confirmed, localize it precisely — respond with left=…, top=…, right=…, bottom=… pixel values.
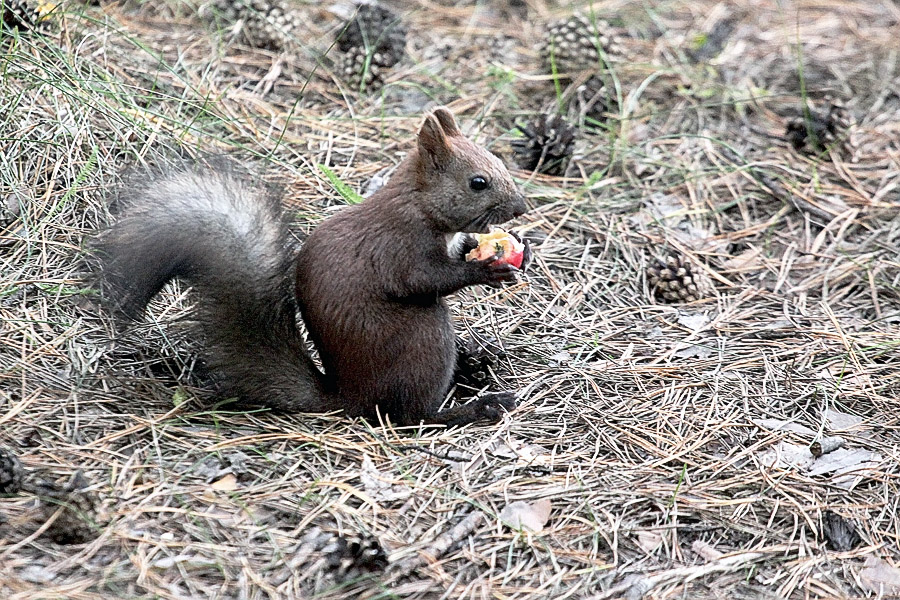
left=511, top=193, right=527, bottom=218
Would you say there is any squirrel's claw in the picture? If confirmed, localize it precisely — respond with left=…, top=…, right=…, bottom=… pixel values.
left=473, top=392, right=517, bottom=422
left=476, top=256, right=519, bottom=287
left=508, top=231, right=533, bottom=273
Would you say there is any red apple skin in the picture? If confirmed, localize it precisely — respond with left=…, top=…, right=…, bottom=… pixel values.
left=466, top=231, right=525, bottom=268
left=504, top=244, right=525, bottom=269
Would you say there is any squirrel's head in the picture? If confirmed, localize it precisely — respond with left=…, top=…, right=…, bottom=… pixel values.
left=413, top=107, right=527, bottom=233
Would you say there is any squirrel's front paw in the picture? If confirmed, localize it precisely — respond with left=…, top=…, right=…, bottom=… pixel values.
left=471, top=256, right=519, bottom=287
left=508, top=231, right=534, bottom=272
left=472, top=392, right=517, bottom=422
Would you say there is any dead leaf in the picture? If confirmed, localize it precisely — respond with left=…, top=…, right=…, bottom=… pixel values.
left=490, top=439, right=551, bottom=467
left=210, top=473, right=238, bottom=491
left=360, top=455, right=413, bottom=503
left=818, top=368, right=872, bottom=392
left=491, top=443, right=519, bottom=459
left=692, top=540, right=724, bottom=561
left=19, top=565, right=55, bottom=583
left=500, top=499, right=552, bottom=533
left=673, top=342, right=716, bottom=360
left=675, top=223, right=727, bottom=252
left=824, top=409, right=864, bottom=431
left=763, top=318, right=795, bottom=331
left=859, top=557, right=900, bottom=596
left=636, top=531, right=663, bottom=553
left=752, top=418, right=816, bottom=437
left=721, top=247, right=764, bottom=272
left=677, top=312, right=711, bottom=332
left=807, top=448, right=881, bottom=477
left=549, top=350, right=571, bottom=365
left=759, top=441, right=815, bottom=471
left=645, top=192, right=686, bottom=224
left=808, top=447, right=883, bottom=490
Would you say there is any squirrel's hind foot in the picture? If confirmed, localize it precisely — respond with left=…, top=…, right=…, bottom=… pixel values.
left=428, top=391, right=517, bottom=428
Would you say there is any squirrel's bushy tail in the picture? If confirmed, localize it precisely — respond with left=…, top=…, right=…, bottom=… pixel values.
left=93, top=167, right=329, bottom=412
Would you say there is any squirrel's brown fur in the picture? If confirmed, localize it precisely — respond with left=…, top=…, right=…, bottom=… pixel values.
left=94, top=108, right=527, bottom=426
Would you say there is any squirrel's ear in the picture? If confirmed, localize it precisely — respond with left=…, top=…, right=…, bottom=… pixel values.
left=431, top=107, right=461, bottom=137
left=418, top=114, right=453, bottom=169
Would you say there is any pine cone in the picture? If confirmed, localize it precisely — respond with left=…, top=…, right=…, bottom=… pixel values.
left=0, top=447, right=24, bottom=495
left=204, top=0, right=301, bottom=50
left=339, top=45, right=397, bottom=92
left=647, top=254, right=702, bottom=303
left=822, top=511, right=862, bottom=552
left=336, top=3, right=406, bottom=67
left=538, top=12, right=624, bottom=74
left=511, top=113, right=578, bottom=176
left=38, top=472, right=100, bottom=545
left=785, top=99, right=854, bottom=155
left=454, top=336, right=506, bottom=390
left=324, top=534, right=388, bottom=580
left=2, top=0, right=54, bottom=31
left=486, top=33, right=520, bottom=66
left=572, top=74, right=615, bottom=123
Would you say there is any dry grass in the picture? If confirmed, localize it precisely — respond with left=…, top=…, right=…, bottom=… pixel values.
left=2, top=0, right=900, bottom=598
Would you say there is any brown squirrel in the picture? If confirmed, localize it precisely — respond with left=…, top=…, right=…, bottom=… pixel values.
left=94, top=107, right=529, bottom=426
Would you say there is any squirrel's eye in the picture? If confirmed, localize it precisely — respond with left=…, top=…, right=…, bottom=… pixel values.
left=469, top=176, right=489, bottom=191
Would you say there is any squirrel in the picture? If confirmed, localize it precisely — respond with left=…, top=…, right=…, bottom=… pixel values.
left=94, top=107, right=530, bottom=427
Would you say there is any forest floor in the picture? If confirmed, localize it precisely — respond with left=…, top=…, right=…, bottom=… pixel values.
left=1, top=0, right=900, bottom=598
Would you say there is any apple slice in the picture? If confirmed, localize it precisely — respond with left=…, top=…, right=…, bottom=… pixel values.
left=465, top=229, right=525, bottom=269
